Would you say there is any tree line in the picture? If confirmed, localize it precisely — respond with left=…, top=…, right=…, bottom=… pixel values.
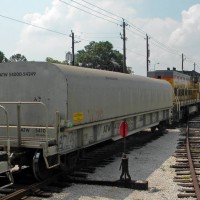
left=0, top=51, right=27, bottom=63
left=1, top=41, right=133, bottom=73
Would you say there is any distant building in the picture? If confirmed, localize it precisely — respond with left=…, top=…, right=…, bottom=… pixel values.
left=66, top=52, right=76, bottom=65
left=65, top=52, right=72, bottom=65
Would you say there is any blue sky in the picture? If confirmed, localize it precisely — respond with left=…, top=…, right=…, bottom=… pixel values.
left=1, top=0, right=199, bottom=20
left=0, top=1, right=52, bottom=17
left=0, top=0, right=200, bottom=76
left=134, top=0, right=200, bottom=20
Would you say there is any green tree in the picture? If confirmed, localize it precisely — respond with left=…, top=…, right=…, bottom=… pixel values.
left=10, top=54, right=27, bottom=62
left=46, top=57, right=66, bottom=64
left=0, top=51, right=8, bottom=63
left=76, top=41, right=123, bottom=72
left=127, top=67, right=134, bottom=74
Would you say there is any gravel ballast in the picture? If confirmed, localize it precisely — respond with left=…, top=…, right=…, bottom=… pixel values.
left=48, top=129, right=195, bottom=200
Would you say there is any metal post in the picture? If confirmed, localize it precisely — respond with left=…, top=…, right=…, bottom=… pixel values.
left=56, top=111, right=60, bottom=146
left=17, top=104, right=21, bottom=147
left=124, top=137, right=126, bottom=153
left=123, top=120, right=126, bottom=153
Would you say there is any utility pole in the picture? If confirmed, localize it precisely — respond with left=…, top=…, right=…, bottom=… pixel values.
left=182, top=53, right=184, bottom=72
left=69, top=30, right=75, bottom=66
left=146, top=34, right=150, bottom=76
left=69, top=30, right=80, bottom=66
left=194, top=62, right=196, bottom=71
left=121, top=19, right=128, bottom=73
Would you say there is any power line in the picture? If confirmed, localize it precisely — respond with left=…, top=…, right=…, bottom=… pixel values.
left=150, top=37, right=182, bottom=56
left=125, top=19, right=200, bottom=66
left=69, top=0, right=121, bottom=23
left=126, top=20, right=184, bottom=59
left=0, top=13, right=120, bottom=50
left=59, top=0, right=198, bottom=66
left=150, top=40, right=181, bottom=57
left=0, top=13, right=120, bottom=41
left=74, top=36, right=91, bottom=42
left=184, top=53, right=200, bottom=67
left=0, top=14, right=68, bottom=36
left=0, top=4, right=198, bottom=68
left=76, top=35, right=120, bottom=39
left=80, top=0, right=122, bottom=19
left=126, top=27, right=145, bottom=39
left=126, top=48, right=146, bottom=58
left=80, top=31, right=119, bottom=35
left=62, top=0, right=147, bottom=41
left=115, top=46, right=146, bottom=58
left=58, top=0, right=119, bottom=26
left=125, top=19, right=146, bottom=35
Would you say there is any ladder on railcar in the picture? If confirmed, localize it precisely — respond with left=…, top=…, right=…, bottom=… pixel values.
left=0, top=105, right=14, bottom=189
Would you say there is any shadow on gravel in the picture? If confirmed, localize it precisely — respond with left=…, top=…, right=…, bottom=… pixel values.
left=49, top=129, right=182, bottom=200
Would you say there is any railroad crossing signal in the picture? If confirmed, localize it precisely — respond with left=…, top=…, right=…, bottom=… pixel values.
left=119, top=120, right=128, bottom=154
left=119, top=121, right=128, bottom=138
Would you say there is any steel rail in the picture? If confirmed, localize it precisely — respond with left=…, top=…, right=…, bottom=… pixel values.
left=186, top=122, right=200, bottom=200
left=0, top=172, right=62, bottom=200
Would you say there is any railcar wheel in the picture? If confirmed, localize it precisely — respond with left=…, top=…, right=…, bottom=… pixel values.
left=32, top=150, right=53, bottom=181
left=158, top=124, right=165, bottom=131
left=151, top=126, right=156, bottom=132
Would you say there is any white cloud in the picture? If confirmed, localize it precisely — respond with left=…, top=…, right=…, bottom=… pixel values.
left=126, top=17, right=179, bottom=75
left=15, top=1, right=200, bottom=76
left=169, top=4, right=200, bottom=68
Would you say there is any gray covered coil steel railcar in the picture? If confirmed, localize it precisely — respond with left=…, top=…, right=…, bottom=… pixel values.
left=0, top=62, right=173, bottom=181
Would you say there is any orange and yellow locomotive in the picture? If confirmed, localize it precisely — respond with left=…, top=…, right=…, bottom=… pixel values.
left=148, top=68, right=200, bottom=121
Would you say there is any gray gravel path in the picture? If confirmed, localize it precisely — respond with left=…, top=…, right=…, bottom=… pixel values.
left=47, top=129, right=194, bottom=200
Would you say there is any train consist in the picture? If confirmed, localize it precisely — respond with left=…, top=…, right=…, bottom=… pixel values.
left=0, top=62, right=197, bottom=187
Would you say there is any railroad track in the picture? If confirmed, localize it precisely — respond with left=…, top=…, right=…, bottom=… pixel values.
left=0, top=172, right=67, bottom=200
left=172, top=116, right=200, bottom=199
